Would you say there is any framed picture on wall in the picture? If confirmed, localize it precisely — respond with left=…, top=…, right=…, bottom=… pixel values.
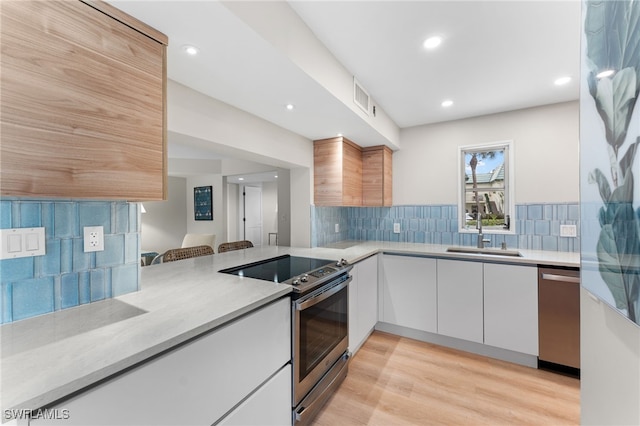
left=194, top=186, right=213, bottom=221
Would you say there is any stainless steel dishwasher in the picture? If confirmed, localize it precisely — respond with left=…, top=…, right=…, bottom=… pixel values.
left=538, top=267, right=580, bottom=372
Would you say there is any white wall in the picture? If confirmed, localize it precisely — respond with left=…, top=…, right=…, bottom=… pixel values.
left=226, top=182, right=240, bottom=243
left=141, top=176, right=187, bottom=253
left=168, top=80, right=314, bottom=247
left=396, top=101, right=580, bottom=205
left=262, top=181, right=278, bottom=245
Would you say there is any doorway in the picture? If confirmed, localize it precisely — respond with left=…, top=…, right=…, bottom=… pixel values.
left=242, top=185, right=263, bottom=246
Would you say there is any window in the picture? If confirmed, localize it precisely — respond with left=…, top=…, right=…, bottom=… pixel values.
left=458, top=141, right=514, bottom=233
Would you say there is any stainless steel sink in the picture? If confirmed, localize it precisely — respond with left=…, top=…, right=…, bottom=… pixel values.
left=446, top=246, right=523, bottom=257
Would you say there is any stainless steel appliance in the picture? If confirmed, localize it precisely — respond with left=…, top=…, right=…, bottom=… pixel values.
left=538, top=267, right=580, bottom=373
left=220, top=255, right=352, bottom=425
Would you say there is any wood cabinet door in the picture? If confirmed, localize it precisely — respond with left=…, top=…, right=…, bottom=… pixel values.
left=1, top=1, right=166, bottom=200
left=362, top=146, right=392, bottom=206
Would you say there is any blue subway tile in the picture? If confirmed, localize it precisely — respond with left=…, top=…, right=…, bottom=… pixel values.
left=78, top=272, right=91, bottom=304
left=60, top=273, right=79, bottom=309
left=125, top=234, right=139, bottom=265
left=20, top=202, right=42, bottom=227
left=568, top=204, right=580, bottom=220
left=42, top=239, right=61, bottom=276
left=534, top=220, right=550, bottom=235
left=11, top=203, right=20, bottom=227
left=1, top=283, right=12, bottom=323
left=12, top=276, right=54, bottom=321
left=0, top=201, right=11, bottom=229
left=41, top=203, right=54, bottom=237
left=112, top=264, right=138, bottom=297
left=73, top=239, right=92, bottom=272
left=527, top=205, right=543, bottom=220
left=60, top=239, right=73, bottom=274
left=557, top=204, right=568, bottom=221
left=96, top=234, right=125, bottom=267
left=114, top=203, right=129, bottom=234
left=90, top=269, right=106, bottom=301
left=544, top=205, right=553, bottom=220
left=0, top=257, right=34, bottom=283
left=79, top=202, right=111, bottom=230
left=54, top=203, right=76, bottom=238
left=542, top=236, right=559, bottom=251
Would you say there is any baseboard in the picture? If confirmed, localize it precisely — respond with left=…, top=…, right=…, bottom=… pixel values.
left=375, top=322, right=538, bottom=369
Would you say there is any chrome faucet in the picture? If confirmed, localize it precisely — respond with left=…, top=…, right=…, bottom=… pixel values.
left=476, top=213, right=491, bottom=248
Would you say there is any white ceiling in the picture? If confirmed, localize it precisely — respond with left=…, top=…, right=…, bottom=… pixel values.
left=108, top=0, right=581, bottom=154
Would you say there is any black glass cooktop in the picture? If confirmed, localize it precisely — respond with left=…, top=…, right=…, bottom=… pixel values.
left=219, top=255, right=335, bottom=283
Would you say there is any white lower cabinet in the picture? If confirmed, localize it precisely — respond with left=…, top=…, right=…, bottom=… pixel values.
left=30, top=297, right=291, bottom=426
left=437, top=259, right=484, bottom=343
left=381, top=254, right=437, bottom=333
left=349, top=255, right=379, bottom=353
left=218, top=364, right=292, bottom=426
left=483, top=263, right=538, bottom=355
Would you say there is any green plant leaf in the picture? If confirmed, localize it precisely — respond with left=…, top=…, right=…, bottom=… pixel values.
left=588, top=168, right=612, bottom=203
left=586, top=1, right=640, bottom=91
left=592, top=68, right=637, bottom=151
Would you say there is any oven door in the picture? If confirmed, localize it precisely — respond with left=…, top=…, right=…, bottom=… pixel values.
left=293, top=275, right=350, bottom=406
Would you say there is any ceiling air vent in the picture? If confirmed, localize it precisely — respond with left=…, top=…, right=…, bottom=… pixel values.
left=353, top=77, right=370, bottom=116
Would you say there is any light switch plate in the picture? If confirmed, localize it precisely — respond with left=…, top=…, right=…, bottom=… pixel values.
left=393, top=223, right=401, bottom=233
left=335, top=223, right=340, bottom=233
left=84, top=226, right=104, bottom=252
left=0, top=227, right=46, bottom=259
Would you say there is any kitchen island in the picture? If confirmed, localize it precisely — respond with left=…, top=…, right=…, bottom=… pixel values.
left=0, top=242, right=579, bottom=423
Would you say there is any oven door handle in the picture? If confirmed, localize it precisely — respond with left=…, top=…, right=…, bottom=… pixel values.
left=295, top=277, right=351, bottom=311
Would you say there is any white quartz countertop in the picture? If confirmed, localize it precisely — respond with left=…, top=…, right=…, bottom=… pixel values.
left=0, top=242, right=579, bottom=414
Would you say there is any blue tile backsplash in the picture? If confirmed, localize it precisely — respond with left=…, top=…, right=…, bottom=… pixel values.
left=0, top=200, right=140, bottom=324
left=312, top=203, right=580, bottom=252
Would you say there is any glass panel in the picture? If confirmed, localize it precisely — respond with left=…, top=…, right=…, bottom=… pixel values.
left=298, top=288, right=348, bottom=379
left=463, top=190, right=508, bottom=231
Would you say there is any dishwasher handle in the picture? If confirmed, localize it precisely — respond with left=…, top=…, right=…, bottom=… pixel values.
left=541, top=272, right=580, bottom=284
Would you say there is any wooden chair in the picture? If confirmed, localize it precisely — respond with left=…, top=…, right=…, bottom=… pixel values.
left=151, top=245, right=214, bottom=264
left=181, top=233, right=216, bottom=251
left=217, top=240, right=254, bottom=253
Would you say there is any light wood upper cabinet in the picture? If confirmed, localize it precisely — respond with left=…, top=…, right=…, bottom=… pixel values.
left=362, top=145, right=393, bottom=206
left=0, top=0, right=168, bottom=200
left=314, top=138, right=393, bottom=207
left=314, top=136, right=362, bottom=206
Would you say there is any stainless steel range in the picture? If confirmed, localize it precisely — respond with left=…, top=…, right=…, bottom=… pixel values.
left=220, top=255, right=352, bottom=425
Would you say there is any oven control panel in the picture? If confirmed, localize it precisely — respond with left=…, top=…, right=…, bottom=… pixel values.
left=309, top=266, right=337, bottom=278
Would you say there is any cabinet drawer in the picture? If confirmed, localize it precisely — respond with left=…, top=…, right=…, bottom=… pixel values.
left=31, top=298, right=291, bottom=425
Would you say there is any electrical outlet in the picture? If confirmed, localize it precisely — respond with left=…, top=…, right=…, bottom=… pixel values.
left=335, top=223, right=340, bottom=233
left=393, top=223, right=400, bottom=234
left=560, top=224, right=577, bottom=237
left=84, top=226, right=104, bottom=252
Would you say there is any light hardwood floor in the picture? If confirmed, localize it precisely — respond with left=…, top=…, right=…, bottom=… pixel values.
left=311, top=331, right=580, bottom=425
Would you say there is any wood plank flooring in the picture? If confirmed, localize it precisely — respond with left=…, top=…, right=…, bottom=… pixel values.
left=311, top=331, right=580, bottom=426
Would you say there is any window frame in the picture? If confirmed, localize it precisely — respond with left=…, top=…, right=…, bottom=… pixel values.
left=457, top=140, right=515, bottom=234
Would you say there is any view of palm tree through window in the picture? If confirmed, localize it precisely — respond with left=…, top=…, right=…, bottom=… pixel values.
left=461, top=144, right=510, bottom=232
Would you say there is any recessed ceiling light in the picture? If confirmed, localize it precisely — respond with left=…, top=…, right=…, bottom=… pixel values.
left=182, top=45, right=199, bottom=56
left=274, top=175, right=278, bottom=179
left=554, top=76, right=571, bottom=86
left=238, top=177, right=244, bottom=181
left=441, top=99, right=453, bottom=108
left=337, top=133, right=343, bottom=137
left=597, top=69, right=615, bottom=79
left=286, top=104, right=294, bottom=111
left=423, top=36, right=442, bottom=49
